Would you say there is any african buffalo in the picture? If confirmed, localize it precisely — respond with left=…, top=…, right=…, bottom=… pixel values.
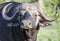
left=0, top=0, right=58, bottom=41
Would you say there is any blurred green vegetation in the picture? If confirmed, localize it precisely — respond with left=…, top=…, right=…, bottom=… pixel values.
left=37, top=0, right=60, bottom=41
left=0, top=0, right=60, bottom=41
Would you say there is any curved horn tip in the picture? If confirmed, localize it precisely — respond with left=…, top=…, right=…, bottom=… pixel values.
left=2, top=3, right=13, bottom=21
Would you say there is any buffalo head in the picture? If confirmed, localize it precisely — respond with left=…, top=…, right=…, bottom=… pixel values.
left=1, top=2, right=59, bottom=41
left=1, top=2, right=59, bottom=29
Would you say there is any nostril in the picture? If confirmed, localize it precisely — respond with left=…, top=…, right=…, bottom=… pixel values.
left=29, top=23, right=31, bottom=25
left=21, top=23, right=24, bottom=25
left=35, top=15, right=37, bottom=17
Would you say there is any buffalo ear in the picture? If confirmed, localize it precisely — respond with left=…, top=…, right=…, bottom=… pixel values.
left=38, top=21, right=51, bottom=27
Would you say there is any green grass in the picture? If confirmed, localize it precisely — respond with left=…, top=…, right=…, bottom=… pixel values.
left=37, top=22, right=60, bottom=41
left=36, top=0, right=60, bottom=41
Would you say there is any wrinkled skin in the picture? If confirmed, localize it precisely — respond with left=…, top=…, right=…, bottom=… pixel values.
left=20, top=3, right=51, bottom=41
left=0, top=2, right=58, bottom=41
left=19, top=2, right=58, bottom=41
left=0, top=2, right=39, bottom=41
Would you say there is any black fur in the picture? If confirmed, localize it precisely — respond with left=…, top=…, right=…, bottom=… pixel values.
left=0, top=2, right=27, bottom=41
left=0, top=2, right=40, bottom=41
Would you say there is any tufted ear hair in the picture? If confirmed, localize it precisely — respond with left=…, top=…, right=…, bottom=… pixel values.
left=2, top=3, right=20, bottom=21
